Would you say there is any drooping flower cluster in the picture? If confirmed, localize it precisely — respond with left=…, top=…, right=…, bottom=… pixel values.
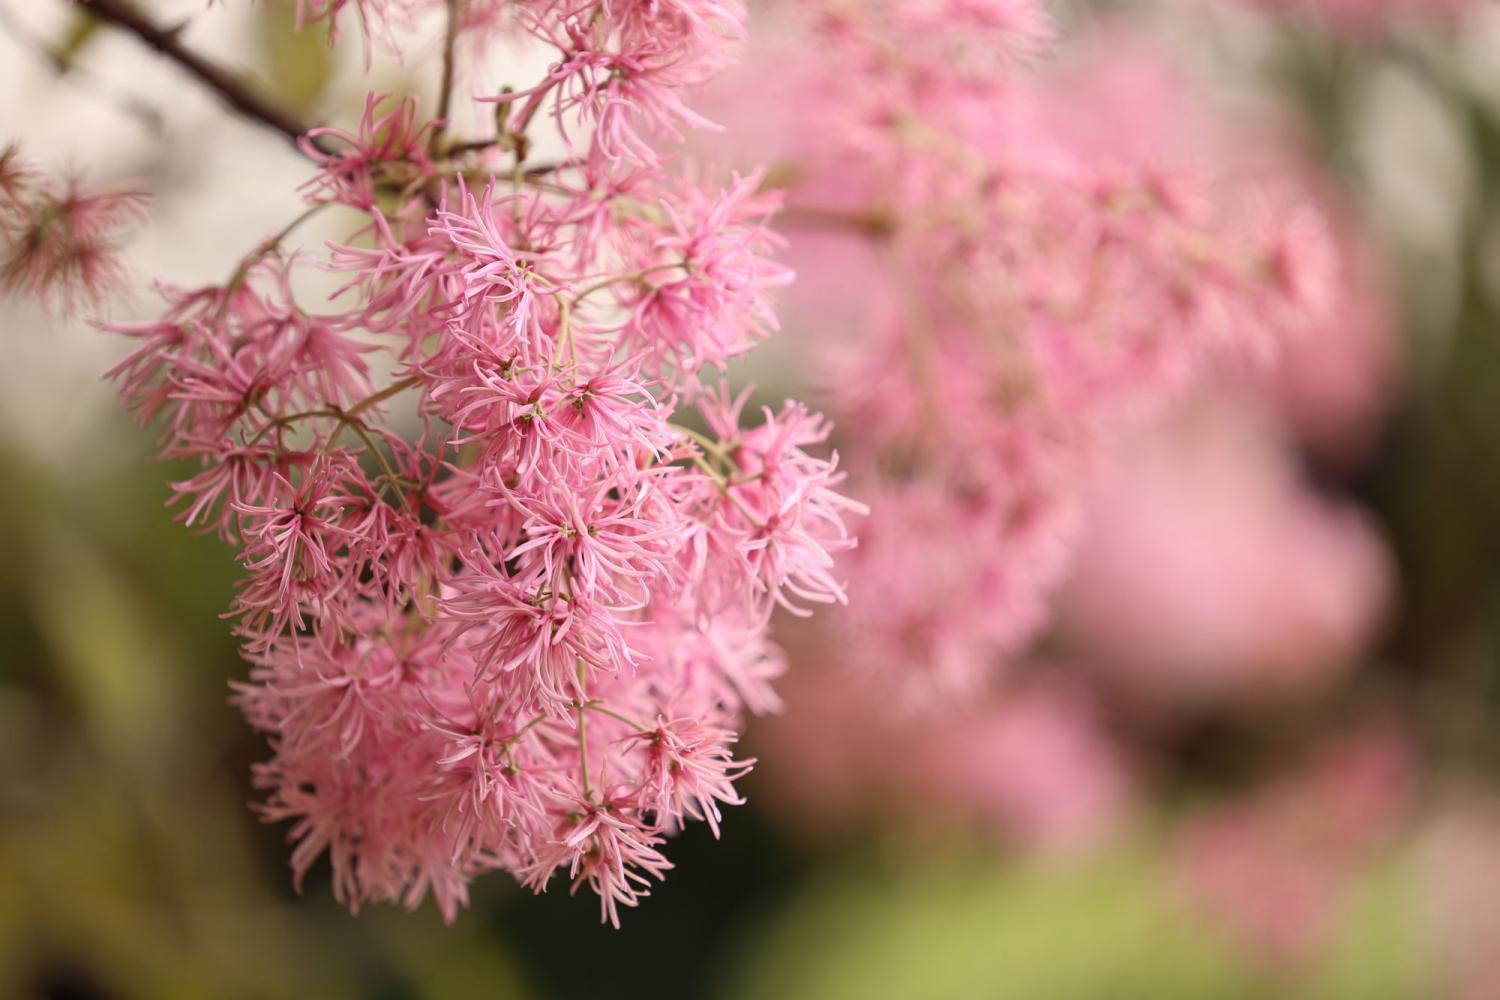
left=688, top=5, right=1398, bottom=857
left=716, top=7, right=1340, bottom=701
left=108, top=1, right=860, bottom=926
left=0, top=144, right=146, bottom=314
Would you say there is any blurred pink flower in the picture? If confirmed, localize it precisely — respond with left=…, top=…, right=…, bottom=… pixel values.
left=0, top=144, right=147, bottom=314
left=1174, top=722, right=1414, bottom=967
left=1264, top=186, right=1402, bottom=465
left=1420, top=794, right=1500, bottom=1000
left=915, top=678, right=1132, bottom=855
left=756, top=661, right=1132, bottom=855
left=1058, top=392, right=1394, bottom=718
left=706, top=15, right=1360, bottom=706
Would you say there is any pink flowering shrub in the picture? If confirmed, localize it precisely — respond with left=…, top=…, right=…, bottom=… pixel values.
left=686, top=8, right=1404, bottom=858
left=4, top=0, right=1427, bottom=940
left=711, top=11, right=1340, bottom=702
left=89, top=0, right=862, bottom=925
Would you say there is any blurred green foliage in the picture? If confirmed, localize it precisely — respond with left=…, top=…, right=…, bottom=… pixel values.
left=0, top=439, right=533, bottom=999
left=257, top=0, right=334, bottom=114
left=726, top=846, right=1431, bottom=1000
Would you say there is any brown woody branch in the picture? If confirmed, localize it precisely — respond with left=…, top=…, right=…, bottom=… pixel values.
left=77, top=0, right=335, bottom=156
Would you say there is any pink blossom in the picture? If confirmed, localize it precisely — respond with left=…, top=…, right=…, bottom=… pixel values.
left=616, top=173, right=792, bottom=377
left=104, top=0, right=860, bottom=926
left=1172, top=722, right=1414, bottom=967
left=0, top=146, right=146, bottom=314
left=1057, top=392, right=1394, bottom=718
left=702, top=15, right=1357, bottom=707
left=755, top=660, right=1132, bottom=855
left=625, top=716, right=753, bottom=837
left=523, top=792, right=675, bottom=929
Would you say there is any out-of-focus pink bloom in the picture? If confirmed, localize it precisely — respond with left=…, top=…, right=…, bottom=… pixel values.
left=1057, top=393, right=1394, bottom=718
left=686, top=12, right=1409, bottom=903
left=1419, top=794, right=1500, bottom=1000
left=915, top=679, right=1131, bottom=855
left=756, top=661, right=1132, bottom=855
left=1265, top=189, right=1402, bottom=465
left=0, top=144, right=147, bottom=314
left=1176, top=728, right=1410, bottom=971
left=289, top=0, right=431, bottom=50
left=835, top=478, right=1080, bottom=702
left=740, top=14, right=1401, bottom=836
left=1173, top=722, right=1414, bottom=967
left=707, top=16, right=1357, bottom=706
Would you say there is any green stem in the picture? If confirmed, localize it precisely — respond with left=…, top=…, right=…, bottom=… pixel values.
left=575, top=659, right=592, bottom=800
left=586, top=702, right=650, bottom=732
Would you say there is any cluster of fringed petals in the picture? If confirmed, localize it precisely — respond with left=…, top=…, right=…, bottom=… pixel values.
left=749, top=0, right=1343, bottom=703
left=0, top=144, right=146, bottom=314
left=105, top=0, right=862, bottom=926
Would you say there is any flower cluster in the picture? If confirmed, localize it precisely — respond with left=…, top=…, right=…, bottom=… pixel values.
left=108, top=1, right=859, bottom=925
left=688, top=6, right=1398, bottom=858
left=726, top=7, right=1340, bottom=701
left=0, top=144, right=146, bottom=314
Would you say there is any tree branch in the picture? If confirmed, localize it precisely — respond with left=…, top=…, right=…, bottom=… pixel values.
left=77, top=0, right=334, bottom=155
left=0, top=3, right=165, bottom=135
left=429, top=0, right=461, bottom=155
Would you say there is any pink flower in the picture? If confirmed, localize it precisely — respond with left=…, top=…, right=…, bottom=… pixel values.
left=301, top=94, right=438, bottom=210
left=104, top=0, right=861, bottom=926
left=700, top=14, right=1361, bottom=708
left=0, top=148, right=146, bottom=314
left=625, top=717, right=753, bottom=837
left=754, top=658, right=1131, bottom=855
left=1172, top=723, right=1413, bottom=967
left=617, top=174, right=792, bottom=377
left=523, top=792, right=675, bottom=929
left=502, top=479, right=686, bottom=607
left=697, top=389, right=866, bottom=617
left=1057, top=392, right=1393, bottom=718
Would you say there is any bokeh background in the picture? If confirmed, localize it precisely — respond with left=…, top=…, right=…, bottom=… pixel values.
left=4, top=0, right=1500, bottom=997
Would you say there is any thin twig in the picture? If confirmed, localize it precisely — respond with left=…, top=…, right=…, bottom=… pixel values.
left=0, top=3, right=165, bottom=135
left=576, top=659, right=592, bottom=800
left=429, top=0, right=461, bottom=155
left=777, top=204, right=895, bottom=236
left=76, top=0, right=335, bottom=155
